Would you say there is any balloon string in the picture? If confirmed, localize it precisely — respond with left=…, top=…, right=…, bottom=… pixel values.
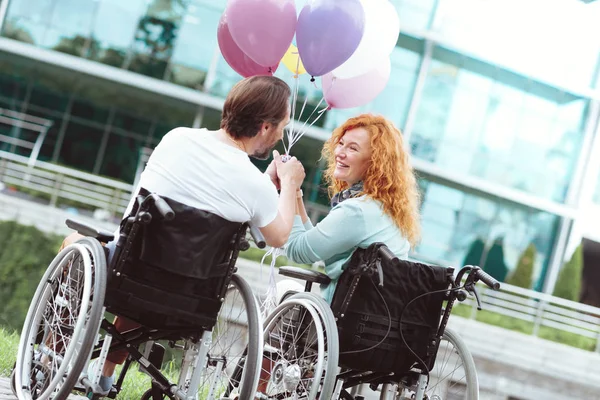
left=288, top=100, right=329, bottom=150
left=291, top=105, right=328, bottom=149
left=285, top=70, right=301, bottom=155
left=292, top=95, right=326, bottom=142
left=295, top=95, right=310, bottom=138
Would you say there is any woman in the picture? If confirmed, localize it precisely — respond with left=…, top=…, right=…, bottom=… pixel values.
left=284, top=113, right=421, bottom=302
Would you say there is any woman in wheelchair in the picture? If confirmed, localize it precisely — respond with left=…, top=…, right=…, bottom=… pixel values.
left=254, top=114, right=422, bottom=397
left=283, top=113, right=421, bottom=301
left=256, top=114, right=496, bottom=399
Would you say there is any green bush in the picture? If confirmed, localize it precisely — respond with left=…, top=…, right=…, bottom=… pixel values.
left=506, top=243, right=536, bottom=289
left=238, top=246, right=310, bottom=269
left=0, top=221, right=63, bottom=331
left=553, top=244, right=583, bottom=302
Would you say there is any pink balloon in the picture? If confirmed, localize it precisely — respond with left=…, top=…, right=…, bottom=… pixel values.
left=217, top=14, right=278, bottom=78
left=226, top=0, right=297, bottom=67
left=322, top=58, right=391, bottom=109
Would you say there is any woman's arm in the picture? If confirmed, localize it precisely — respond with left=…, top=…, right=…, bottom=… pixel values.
left=295, top=189, right=311, bottom=225
left=285, top=201, right=366, bottom=265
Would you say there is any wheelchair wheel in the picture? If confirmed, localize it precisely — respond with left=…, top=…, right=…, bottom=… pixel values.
left=14, top=238, right=107, bottom=400
left=419, top=328, right=479, bottom=400
left=189, top=274, right=262, bottom=400
left=287, top=292, right=339, bottom=399
left=258, top=296, right=338, bottom=400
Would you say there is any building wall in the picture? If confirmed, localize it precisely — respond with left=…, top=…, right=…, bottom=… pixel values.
left=0, top=0, right=599, bottom=294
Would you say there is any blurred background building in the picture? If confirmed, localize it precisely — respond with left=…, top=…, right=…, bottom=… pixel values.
left=0, top=0, right=599, bottom=300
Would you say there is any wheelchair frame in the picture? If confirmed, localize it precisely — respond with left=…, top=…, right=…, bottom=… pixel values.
left=276, top=242, right=500, bottom=400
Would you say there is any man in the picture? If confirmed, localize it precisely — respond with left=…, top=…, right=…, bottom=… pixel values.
left=61, top=75, right=305, bottom=395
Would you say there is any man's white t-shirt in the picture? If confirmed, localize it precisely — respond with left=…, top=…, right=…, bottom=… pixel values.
left=134, top=127, right=279, bottom=228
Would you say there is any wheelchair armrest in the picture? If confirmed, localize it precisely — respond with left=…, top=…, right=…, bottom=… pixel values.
left=66, top=219, right=115, bottom=243
left=279, top=266, right=331, bottom=285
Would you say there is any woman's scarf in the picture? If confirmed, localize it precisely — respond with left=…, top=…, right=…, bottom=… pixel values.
left=330, top=181, right=364, bottom=208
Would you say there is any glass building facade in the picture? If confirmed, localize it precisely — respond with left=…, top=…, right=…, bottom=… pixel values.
left=1, top=0, right=599, bottom=294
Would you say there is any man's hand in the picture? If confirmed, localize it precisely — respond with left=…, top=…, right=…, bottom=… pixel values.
left=265, top=150, right=281, bottom=190
left=276, top=155, right=305, bottom=190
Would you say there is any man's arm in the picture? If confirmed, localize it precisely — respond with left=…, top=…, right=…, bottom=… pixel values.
left=259, top=156, right=305, bottom=248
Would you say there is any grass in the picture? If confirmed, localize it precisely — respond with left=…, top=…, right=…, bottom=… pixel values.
left=451, top=303, right=597, bottom=350
left=0, top=327, right=18, bottom=376
left=0, top=327, right=181, bottom=399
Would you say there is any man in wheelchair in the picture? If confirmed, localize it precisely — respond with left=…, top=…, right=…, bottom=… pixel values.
left=13, top=76, right=306, bottom=400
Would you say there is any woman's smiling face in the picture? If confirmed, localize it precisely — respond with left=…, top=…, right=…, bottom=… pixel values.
left=333, top=127, right=372, bottom=185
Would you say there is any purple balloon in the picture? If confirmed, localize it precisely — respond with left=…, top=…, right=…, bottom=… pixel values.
left=227, top=0, right=297, bottom=68
left=296, top=0, right=365, bottom=77
left=217, top=14, right=278, bottom=78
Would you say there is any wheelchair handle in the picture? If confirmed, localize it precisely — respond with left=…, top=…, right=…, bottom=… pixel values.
left=151, top=195, right=175, bottom=221
left=378, top=245, right=397, bottom=264
left=474, top=269, right=500, bottom=291
left=249, top=224, right=266, bottom=249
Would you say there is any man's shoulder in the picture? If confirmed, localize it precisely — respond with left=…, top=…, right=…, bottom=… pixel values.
left=163, top=127, right=207, bottom=141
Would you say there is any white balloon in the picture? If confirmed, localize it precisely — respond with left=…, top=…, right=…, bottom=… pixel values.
left=332, top=0, right=400, bottom=79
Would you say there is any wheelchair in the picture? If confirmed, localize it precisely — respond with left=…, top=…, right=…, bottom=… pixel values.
left=12, top=189, right=267, bottom=400
left=255, top=243, right=500, bottom=400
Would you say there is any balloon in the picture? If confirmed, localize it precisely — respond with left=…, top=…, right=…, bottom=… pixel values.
left=281, top=44, right=306, bottom=75
left=217, top=14, right=278, bottom=78
left=333, top=0, right=400, bottom=79
left=226, top=0, right=297, bottom=67
left=296, top=0, right=365, bottom=77
left=322, top=58, right=391, bottom=109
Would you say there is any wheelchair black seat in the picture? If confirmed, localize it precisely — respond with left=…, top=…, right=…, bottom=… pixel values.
left=330, top=245, right=453, bottom=375
left=104, top=188, right=246, bottom=330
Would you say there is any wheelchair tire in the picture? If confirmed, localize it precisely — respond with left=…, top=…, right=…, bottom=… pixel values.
left=287, top=292, right=339, bottom=399
left=425, top=328, right=479, bottom=400
left=191, top=274, right=262, bottom=400
left=14, top=238, right=107, bottom=400
left=259, top=298, right=329, bottom=400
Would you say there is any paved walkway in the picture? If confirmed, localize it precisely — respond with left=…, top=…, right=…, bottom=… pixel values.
left=0, top=377, right=85, bottom=400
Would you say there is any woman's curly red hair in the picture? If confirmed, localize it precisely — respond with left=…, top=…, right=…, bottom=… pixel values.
left=322, top=114, right=421, bottom=247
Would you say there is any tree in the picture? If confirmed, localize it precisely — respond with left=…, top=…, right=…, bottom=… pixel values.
left=463, top=238, right=485, bottom=267
left=53, top=35, right=101, bottom=59
left=483, top=237, right=509, bottom=282
left=2, top=20, right=34, bottom=44
left=506, top=243, right=536, bottom=289
left=553, top=244, right=583, bottom=302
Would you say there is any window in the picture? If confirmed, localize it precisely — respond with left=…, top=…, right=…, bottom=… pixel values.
left=410, top=48, right=589, bottom=203
left=415, top=178, right=560, bottom=290
left=89, top=0, right=147, bottom=67
left=433, top=0, right=600, bottom=89
left=166, top=3, right=221, bottom=89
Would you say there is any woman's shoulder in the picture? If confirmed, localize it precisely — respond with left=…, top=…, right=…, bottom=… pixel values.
left=333, top=196, right=384, bottom=217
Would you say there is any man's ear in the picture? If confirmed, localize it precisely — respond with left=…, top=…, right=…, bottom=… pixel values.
left=260, top=122, right=271, bottom=136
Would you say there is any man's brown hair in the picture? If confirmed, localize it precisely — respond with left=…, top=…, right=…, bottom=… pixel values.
left=221, top=76, right=291, bottom=139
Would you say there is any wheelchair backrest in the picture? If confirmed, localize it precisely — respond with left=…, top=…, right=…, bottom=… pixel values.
left=126, top=188, right=244, bottom=280
left=105, top=188, right=246, bottom=329
left=330, top=244, right=453, bottom=375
